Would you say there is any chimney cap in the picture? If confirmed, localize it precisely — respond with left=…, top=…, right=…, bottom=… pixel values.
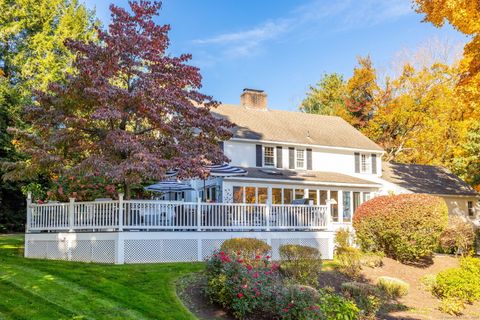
left=243, top=88, right=264, bottom=93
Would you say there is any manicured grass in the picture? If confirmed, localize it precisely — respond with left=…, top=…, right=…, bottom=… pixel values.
left=0, top=234, right=203, bottom=320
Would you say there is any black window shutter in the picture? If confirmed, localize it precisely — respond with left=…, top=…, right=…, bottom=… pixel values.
left=354, top=152, right=360, bottom=173
left=371, top=154, right=377, bottom=174
left=256, top=145, right=262, bottom=167
left=289, top=147, right=295, bottom=169
left=306, top=149, right=312, bottom=170
left=276, top=146, right=282, bottom=168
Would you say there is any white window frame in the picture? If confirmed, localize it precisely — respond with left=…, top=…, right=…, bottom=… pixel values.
left=295, top=149, right=306, bottom=169
left=468, top=201, right=475, bottom=217
left=263, top=145, right=276, bottom=167
left=360, top=153, right=371, bottom=173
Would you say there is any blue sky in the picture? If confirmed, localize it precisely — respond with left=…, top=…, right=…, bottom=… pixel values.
left=84, top=0, right=466, bottom=110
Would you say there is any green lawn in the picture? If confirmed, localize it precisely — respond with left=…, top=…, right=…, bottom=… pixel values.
left=0, top=234, right=203, bottom=320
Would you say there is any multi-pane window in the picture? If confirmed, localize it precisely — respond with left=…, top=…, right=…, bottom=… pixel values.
left=468, top=201, right=475, bottom=217
left=360, top=154, right=371, bottom=173
left=264, top=146, right=275, bottom=166
left=296, top=149, right=305, bottom=169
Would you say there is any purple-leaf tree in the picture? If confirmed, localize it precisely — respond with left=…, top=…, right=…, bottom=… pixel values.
left=12, top=1, right=232, bottom=199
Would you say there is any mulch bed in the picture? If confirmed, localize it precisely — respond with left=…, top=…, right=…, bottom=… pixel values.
left=177, top=256, right=480, bottom=320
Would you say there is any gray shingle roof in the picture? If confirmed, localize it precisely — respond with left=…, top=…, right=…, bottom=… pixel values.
left=213, top=104, right=384, bottom=151
left=226, top=167, right=380, bottom=186
left=382, top=162, right=479, bottom=196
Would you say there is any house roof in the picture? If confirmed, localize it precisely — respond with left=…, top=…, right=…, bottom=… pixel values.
left=213, top=104, right=384, bottom=152
left=225, top=167, right=380, bottom=187
left=382, top=162, right=479, bottom=196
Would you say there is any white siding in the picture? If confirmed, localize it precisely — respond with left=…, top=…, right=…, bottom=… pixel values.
left=225, top=140, right=383, bottom=177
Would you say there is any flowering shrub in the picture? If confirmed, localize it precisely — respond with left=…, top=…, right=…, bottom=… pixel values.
left=205, top=250, right=359, bottom=319
left=439, top=216, right=475, bottom=256
left=279, top=244, right=322, bottom=286
left=353, top=194, right=448, bottom=263
left=220, top=238, right=271, bottom=262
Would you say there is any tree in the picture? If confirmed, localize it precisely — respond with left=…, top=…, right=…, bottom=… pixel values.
left=301, top=57, right=380, bottom=129
left=414, top=0, right=480, bottom=118
left=300, top=73, right=346, bottom=116
left=453, top=121, right=480, bottom=190
left=343, top=56, right=380, bottom=129
left=7, top=1, right=232, bottom=199
left=364, top=62, right=465, bottom=165
left=0, top=0, right=95, bottom=231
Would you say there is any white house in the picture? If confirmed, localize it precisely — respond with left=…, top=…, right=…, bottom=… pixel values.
left=23, top=88, right=479, bottom=264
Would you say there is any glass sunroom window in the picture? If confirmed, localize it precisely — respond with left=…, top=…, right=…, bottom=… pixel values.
left=343, top=191, right=351, bottom=222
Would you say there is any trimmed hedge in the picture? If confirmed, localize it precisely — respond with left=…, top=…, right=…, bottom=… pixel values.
left=220, top=238, right=271, bottom=262
left=279, top=244, right=322, bottom=286
left=352, top=194, right=448, bottom=263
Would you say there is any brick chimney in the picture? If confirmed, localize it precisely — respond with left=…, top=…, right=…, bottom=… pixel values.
left=240, top=88, right=267, bottom=110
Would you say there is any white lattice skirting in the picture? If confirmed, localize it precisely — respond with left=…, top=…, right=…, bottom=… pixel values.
left=24, top=231, right=335, bottom=264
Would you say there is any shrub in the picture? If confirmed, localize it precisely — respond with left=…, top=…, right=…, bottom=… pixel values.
left=220, top=238, right=271, bottom=262
left=433, top=263, right=480, bottom=304
left=317, top=290, right=360, bottom=320
left=205, top=250, right=280, bottom=318
left=353, top=194, right=448, bottom=263
left=335, top=228, right=354, bottom=254
left=438, top=297, right=465, bottom=316
left=376, top=276, right=409, bottom=299
left=420, top=274, right=437, bottom=292
left=439, top=216, right=475, bottom=256
left=279, top=244, right=322, bottom=286
left=360, top=252, right=384, bottom=268
left=341, top=282, right=381, bottom=319
left=336, top=247, right=362, bottom=278
left=205, top=250, right=359, bottom=319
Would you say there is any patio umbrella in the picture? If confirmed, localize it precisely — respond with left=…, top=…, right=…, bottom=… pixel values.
left=144, top=180, right=194, bottom=200
left=201, top=164, right=247, bottom=201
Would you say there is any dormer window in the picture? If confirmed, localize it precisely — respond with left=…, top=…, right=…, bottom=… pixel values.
left=360, top=154, right=371, bottom=173
left=263, top=146, right=275, bottom=167
left=296, top=149, right=305, bottom=169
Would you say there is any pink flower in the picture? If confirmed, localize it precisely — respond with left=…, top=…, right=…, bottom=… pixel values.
left=237, top=259, right=243, bottom=263
left=246, top=265, right=253, bottom=271
left=252, top=272, right=259, bottom=279
left=255, top=255, right=261, bottom=260
left=265, top=255, right=270, bottom=259
left=237, top=293, right=243, bottom=298
left=220, top=251, right=225, bottom=255
left=283, top=308, right=289, bottom=313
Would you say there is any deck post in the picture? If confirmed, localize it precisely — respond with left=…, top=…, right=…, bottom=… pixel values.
left=326, top=200, right=332, bottom=230
left=118, top=193, right=124, bottom=232
left=265, top=204, right=271, bottom=231
left=26, top=192, right=32, bottom=233
left=68, top=197, right=75, bottom=232
left=196, top=197, right=202, bottom=231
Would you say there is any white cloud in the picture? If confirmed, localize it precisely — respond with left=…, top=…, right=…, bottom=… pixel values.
left=193, top=0, right=414, bottom=59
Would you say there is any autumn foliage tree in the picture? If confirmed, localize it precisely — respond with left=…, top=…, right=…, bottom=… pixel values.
left=8, top=1, right=232, bottom=199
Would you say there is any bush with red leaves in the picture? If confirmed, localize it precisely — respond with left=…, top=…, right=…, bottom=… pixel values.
left=352, top=194, right=448, bottom=263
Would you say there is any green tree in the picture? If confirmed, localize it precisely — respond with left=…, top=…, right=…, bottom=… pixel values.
left=453, top=121, right=480, bottom=190
left=300, top=73, right=346, bottom=116
left=0, top=0, right=96, bottom=231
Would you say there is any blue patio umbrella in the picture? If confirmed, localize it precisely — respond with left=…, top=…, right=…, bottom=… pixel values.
left=144, top=180, right=194, bottom=197
left=201, top=164, right=247, bottom=201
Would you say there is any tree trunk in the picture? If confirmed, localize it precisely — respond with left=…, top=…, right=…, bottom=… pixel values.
left=124, top=183, right=131, bottom=200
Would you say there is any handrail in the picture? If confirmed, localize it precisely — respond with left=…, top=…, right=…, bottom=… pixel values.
left=27, top=196, right=331, bottom=232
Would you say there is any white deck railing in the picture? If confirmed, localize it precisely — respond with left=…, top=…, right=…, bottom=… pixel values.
left=26, top=196, right=331, bottom=233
